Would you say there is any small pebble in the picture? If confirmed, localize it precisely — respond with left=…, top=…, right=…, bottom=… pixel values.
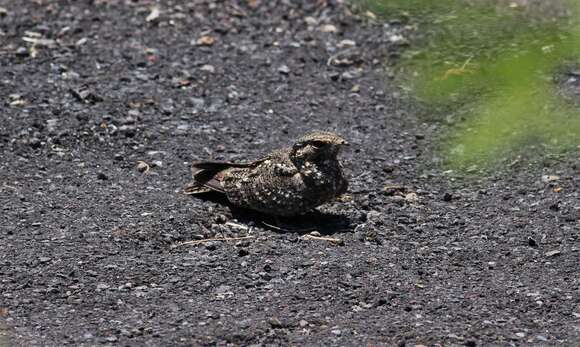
left=200, top=64, right=215, bottom=73
left=136, top=161, right=149, bottom=172
left=320, top=24, right=338, bottom=33
left=16, top=46, right=29, bottom=57
left=278, top=65, right=290, bottom=75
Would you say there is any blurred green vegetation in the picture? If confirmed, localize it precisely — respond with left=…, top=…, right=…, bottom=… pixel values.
left=362, top=0, right=580, bottom=169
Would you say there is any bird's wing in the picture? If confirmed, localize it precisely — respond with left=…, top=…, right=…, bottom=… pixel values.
left=189, top=159, right=266, bottom=194
left=189, top=161, right=243, bottom=194
left=189, top=148, right=294, bottom=194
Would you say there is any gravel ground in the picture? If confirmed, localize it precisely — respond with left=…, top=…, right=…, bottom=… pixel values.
left=0, top=0, right=579, bottom=346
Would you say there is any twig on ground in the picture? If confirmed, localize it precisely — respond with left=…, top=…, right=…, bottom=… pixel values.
left=261, top=221, right=318, bottom=233
left=175, top=235, right=254, bottom=247
left=224, top=221, right=250, bottom=231
left=303, top=234, right=344, bottom=245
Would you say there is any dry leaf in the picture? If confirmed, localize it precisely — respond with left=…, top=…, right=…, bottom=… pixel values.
left=197, top=35, right=215, bottom=46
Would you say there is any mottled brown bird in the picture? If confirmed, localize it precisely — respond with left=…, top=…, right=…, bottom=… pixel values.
left=186, top=131, right=349, bottom=216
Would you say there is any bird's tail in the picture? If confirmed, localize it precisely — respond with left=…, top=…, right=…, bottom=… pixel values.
left=184, top=161, right=248, bottom=195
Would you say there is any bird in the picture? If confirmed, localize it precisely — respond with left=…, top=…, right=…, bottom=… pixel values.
left=185, top=131, right=349, bottom=217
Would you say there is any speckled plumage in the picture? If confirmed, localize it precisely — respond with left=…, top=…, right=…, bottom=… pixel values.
left=188, top=132, right=349, bottom=216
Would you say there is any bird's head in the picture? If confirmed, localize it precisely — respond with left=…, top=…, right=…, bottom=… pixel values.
left=290, top=131, right=348, bottom=164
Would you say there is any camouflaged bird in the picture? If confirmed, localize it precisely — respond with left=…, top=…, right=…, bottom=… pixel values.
left=186, top=132, right=349, bottom=216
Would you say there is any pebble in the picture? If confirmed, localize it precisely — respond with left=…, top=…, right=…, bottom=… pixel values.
left=28, top=137, right=41, bottom=148
left=304, top=16, right=317, bottom=25
left=328, top=71, right=340, bottom=81
left=320, top=24, right=338, bottom=33
left=118, top=125, right=136, bottom=137
left=331, top=329, right=341, bottom=336
left=354, top=228, right=365, bottom=241
left=46, top=119, right=59, bottom=133
left=214, top=285, right=231, bottom=294
left=269, top=318, right=283, bottom=328
left=278, top=65, right=290, bottom=75
left=337, top=39, right=356, bottom=48
left=126, top=110, right=140, bottom=120
left=388, top=34, right=407, bottom=44
left=404, top=192, right=419, bottom=203
left=237, top=319, right=252, bottom=328
left=190, top=97, right=205, bottom=111
left=15, top=46, right=29, bottom=57
left=175, top=123, right=190, bottom=135
left=96, top=283, right=110, bottom=291
left=545, top=250, right=561, bottom=257
left=366, top=211, right=381, bottom=221
left=136, top=161, right=149, bottom=172
left=200, top=64, right=215, bottom=73
left=341, top=69, right=362, bottom=80
left=96, top=172, right=108, bottom=180
left=119, top=329, right=132, bottom=337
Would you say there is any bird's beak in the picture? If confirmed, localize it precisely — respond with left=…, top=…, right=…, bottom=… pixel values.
left=340, top=140, right=349, bottom=146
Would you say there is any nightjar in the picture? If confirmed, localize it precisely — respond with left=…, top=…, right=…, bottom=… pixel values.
left=186, top=131, right=349, bottom=216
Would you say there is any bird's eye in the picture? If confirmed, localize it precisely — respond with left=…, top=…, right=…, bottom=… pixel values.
left=310, top=140, right=327, bottom=148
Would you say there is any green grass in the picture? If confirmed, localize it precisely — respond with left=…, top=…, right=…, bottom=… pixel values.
left=362, top=0, right=580, bottom=170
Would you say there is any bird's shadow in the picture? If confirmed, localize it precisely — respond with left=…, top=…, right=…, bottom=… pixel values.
left=191, top=192, right=352, bottom=236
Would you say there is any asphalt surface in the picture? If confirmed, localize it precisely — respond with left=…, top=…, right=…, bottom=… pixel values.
left=0, top=0, right=579, bottom=346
